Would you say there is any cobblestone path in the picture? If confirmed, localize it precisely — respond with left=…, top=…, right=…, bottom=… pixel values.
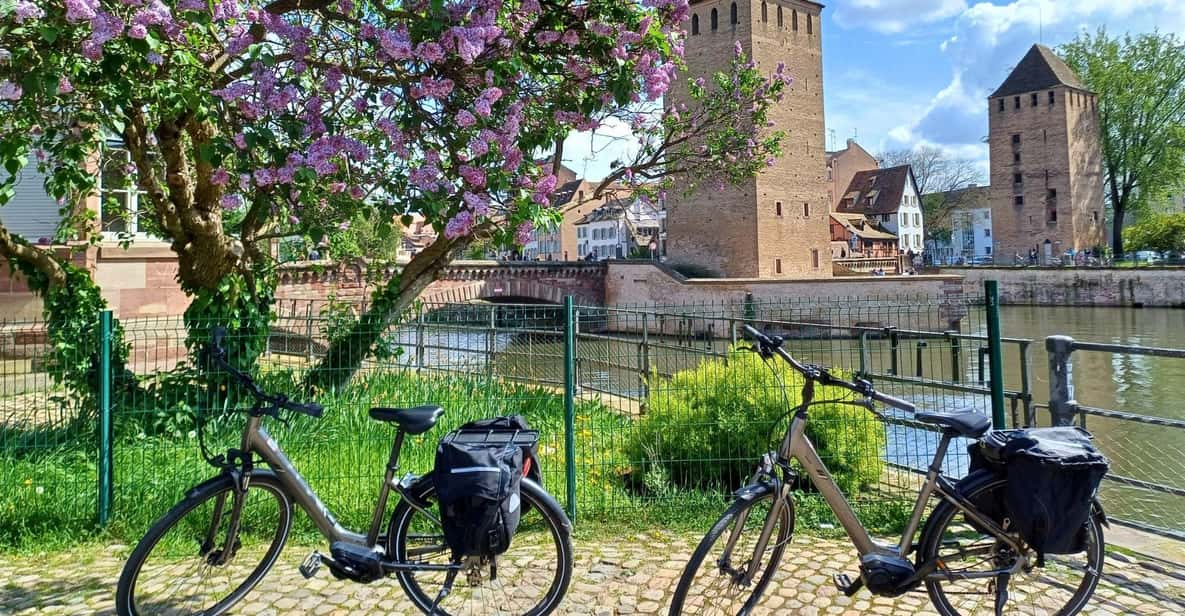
left=3, top=531, right=1182, bottom=615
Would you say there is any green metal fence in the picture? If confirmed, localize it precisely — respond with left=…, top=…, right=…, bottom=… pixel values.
left=0, top=290, right=1038, bottom=548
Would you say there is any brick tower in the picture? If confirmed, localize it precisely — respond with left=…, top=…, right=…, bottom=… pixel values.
left=664, top=0, right=831, bottom=279
left=988, top=44, right=1106, bottom=263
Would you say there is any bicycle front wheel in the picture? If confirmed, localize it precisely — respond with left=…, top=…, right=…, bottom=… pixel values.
left=669, top=484, right=793, bottom=615
left=919, top=474, right=1104, bottom=616
left=388, top=477, right=573, bottom=616
left=115, top=472, right=292, bottom=616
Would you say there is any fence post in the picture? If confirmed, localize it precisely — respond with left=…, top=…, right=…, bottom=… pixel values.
left=1018, top=341, right=1033, bottom=426
left=562, top=296, right=577, bottom=522
left=858, top=331, right=870, bottom=375
left=947, top=332, right=961, bottom=383
left=888, top=328, right=899, bottom=376
left=98, top=310, right=114, bottom=527
left=985, top=280, right=1007, bottom=429
left=415, top=303, right=425, bottom=372
left=1046, top=335, right=1077, bottom=427
left=915, top=341, right=927, bottom=378
left=641, top=312, right=651, bottom=398
left=486, top=304, right=496, bottom=381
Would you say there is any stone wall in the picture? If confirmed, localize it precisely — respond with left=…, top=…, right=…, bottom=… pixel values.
left=604, top=261, right=967, bottom=334
left=943, top=267, right=1185, bottom=307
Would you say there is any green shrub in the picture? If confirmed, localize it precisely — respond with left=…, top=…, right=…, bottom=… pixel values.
left=625, top=349, right=886, bottom=495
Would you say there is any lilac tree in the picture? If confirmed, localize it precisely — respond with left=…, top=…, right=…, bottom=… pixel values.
left=1, top=0, right=789, bottom=392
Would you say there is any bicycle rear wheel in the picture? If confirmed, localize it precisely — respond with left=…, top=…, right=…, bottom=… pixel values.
left=919, top=474, right=1104, bottom=616
left=388, top=477, right=573, bottom=616
left=115, top=472, right=292, bottom=616
left=668, top=484, right=793, bottom=616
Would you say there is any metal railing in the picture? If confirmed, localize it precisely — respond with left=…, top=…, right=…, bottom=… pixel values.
left=1045, top=336, right=1185, bottom=541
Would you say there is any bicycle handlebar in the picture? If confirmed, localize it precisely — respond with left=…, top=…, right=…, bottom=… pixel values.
left=741, top=325, right=917, bottom=413
left=207, top=327, right=324, bottom=419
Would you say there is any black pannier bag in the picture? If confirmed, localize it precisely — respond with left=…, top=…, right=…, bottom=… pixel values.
left=970, top=427, right=1108, bottom=556
left=456, top=415, right=542, bottom=487
left=433, top=417, right=539, bottom=558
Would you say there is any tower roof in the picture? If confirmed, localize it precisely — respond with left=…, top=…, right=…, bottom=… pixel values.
left=990, top=44, right=1087, bottom=98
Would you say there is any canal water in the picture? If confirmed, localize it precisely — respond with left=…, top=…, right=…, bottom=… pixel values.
left=399, top=305, right=1185, bottom=532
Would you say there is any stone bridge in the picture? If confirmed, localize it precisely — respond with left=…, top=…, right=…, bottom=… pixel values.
left=274, top=260, right=607, bottom=313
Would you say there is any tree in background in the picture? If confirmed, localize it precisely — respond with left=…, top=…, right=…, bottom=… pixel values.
left=1062, top=30, right=1185, bottom=256
left=878, top=145, right=982, bottom=240
left=1, top=0, right=792, bottom=396
left=1123, top=212, right=1185, bottom=254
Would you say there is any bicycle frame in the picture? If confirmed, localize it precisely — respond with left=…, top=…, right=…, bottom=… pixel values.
left=223, top=414, right=438, bottom=555
left=735, top=379, right=1026, bottom=586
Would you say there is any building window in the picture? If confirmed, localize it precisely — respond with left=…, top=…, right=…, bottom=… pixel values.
left=984, top=228, right=991, bottom=238
left=775, top=201, right=782, bottom=216
left=1015, top=196, right=1024, bottom=206
left=777, top=5, right=782, bottom=27
left=1013, top=173, right=1023, bottom=185
left=792, top=9, right=797, bottom=31
left=811, top=249, right=820, bottom=269
left=775, top=258, right=782, bottom=274
left=1047, top=208, right=1058, bottom=224
left=998, top=99, right=1005, bottom=112
left=900, top=212, right=907, bottom=226
left=730, top=2, right=737, bottom=25
left=692, top=14, right=699, bottom=34
left=761, top=1, right=767, bottom=22
left=986, top=246, right=992, bottom=255
left=1011, top=133, right=1021, bottom=146
left=803, top=202, right=810, bottom=217
left=881, top=213, right=890, bottom=223
left=806, top=13, right=812, bottom=34
left=1049, top=91, right=1056, bottom=105
left=1093, top=211, right=1100, bottom=223
left=99, top=147, right=146, bottom=237
left=1014, top=96, right=1021, bottom=110
left=914, top=213, right=920, bottom=226
left=1013, top=152, right=1021, bottom=164
left=711, top=8, right=718, bottom=30
left=1031, top=93, right=1038, bottom=107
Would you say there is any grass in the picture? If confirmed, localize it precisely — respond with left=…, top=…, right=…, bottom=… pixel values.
left=0, top=368, right=913, bottom=553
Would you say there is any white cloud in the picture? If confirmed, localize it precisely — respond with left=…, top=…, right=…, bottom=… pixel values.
left=889, top=0, right=1185, bottom=163
left=832, top=0, right=967, bottom=34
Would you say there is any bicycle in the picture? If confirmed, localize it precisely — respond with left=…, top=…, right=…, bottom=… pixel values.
left=115, top=328, right=573, bottom=615
left=669, top=326, right=1106, bottom=616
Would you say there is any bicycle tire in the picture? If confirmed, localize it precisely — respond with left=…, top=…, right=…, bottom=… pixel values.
left=115, top=471, right=292, bottom=616
left=387, top=477, right=573, bottom=616
left=918, top=472, right=1104, bottom=616
left=668, top=484, right=793, bottom=615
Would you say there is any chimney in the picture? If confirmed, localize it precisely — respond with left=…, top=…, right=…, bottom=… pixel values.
left=846, top=138, right=857, bottom=147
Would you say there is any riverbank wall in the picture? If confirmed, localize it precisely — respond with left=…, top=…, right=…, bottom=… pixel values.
left=941, top=267, right=1185, bottom=307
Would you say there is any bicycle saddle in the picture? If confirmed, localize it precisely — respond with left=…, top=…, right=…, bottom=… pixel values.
left=369, top=405, right=445, bottom=434
left=914, top=410, right=991, bottom=438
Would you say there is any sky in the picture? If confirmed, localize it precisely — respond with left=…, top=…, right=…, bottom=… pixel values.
left=563, top=0, right=1185, bottom=182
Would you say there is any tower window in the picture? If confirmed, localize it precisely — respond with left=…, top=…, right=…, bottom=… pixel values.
left=775, top=201, right=783, bottom=216
left=730, top=2, right=737, bottom=26
left=1093, top=211, right=1099, bottom=222
left=803, top=202, right=810, bottom=217
left=1013, top=152, right=1021, bottom=164
left=1031, top=93, right=1038, bottom=107
left=792, top=10, right=798, bottom=31
left=806, top=14, right=812, bottom=34
left=692, top=14, right=699, bottom=35
left=1049, top=91, right=1056, bottom=105
left=777, top=6, right=782, bottom=28
left=1011, top=134, right=1021, bottom=146
left=775, top=258, right=783, bottom=274
left=1014, top=96, right=1021, bottom=110
left=811, top=249, right=820, bottom=269
left=1013, top=173, right=1023, bottom=185
left=711, top=8, right=718, bottom=31
left=761, top=1, right=767, bottom=22
left=998, top=99, right=1005, bottom=112
left=1015, top=196, right=1024, bottom=206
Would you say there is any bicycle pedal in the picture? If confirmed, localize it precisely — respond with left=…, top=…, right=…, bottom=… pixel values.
left=299, top=552, right=322, bottom=579
left=833, top=573, right=863, bottom=597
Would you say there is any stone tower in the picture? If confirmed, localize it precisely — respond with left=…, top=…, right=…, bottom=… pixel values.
left=664, top=0, right=831, bottom=279
left=988, top=44, right=1106, bottom=263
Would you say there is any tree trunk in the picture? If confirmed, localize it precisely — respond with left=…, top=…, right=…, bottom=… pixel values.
left=304, top=235, right=459, bottom=391
left=1109, top=181, right=1126, bottom=256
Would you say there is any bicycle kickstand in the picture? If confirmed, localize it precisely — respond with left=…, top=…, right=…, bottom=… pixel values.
left=994, top=572, right=1010, bottom=616
left=430, top=568, right=459, bottom=615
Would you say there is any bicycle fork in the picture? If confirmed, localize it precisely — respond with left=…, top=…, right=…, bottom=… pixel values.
left=720, top=464, right=793, bottom=586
